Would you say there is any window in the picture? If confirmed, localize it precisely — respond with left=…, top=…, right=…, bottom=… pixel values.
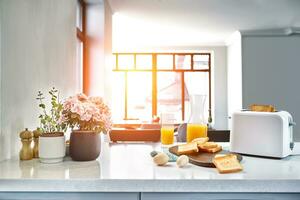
left=76, top=0, right=86, bottom=92
left=112, top=53, right=212, bottom=123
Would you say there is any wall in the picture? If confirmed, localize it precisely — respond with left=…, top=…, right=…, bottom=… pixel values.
left=0, top=0, right=2, bottom=160
left=226, top=32, right=242, bottom=129
left=104, top=0, right=113, bottom=105
left=85, top=0, right=112, bottom=105
left=241, top=35, right=300, bottom=141
left=85, top=2, right=105, bottom=97
left=204, top=46, right=228, bottom=130
left=0, top=0, right=79, bottom=161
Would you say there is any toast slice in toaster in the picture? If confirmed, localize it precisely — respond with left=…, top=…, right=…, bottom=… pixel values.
left=250, top=104, right=275, bottom=112
left=213, top=154, right=243, bottom=174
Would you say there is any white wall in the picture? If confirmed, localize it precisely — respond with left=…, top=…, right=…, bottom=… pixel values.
left=0, top=0, right=2, bottom=161
left=241, top=35, right=300, bottom=141
left=226, top=32, right=242, bottom=129
left=0, top=0, right=79, bottom=161
left=208, top=46, right=228, bottom=130
left=204, top=46, right=228, bottom=130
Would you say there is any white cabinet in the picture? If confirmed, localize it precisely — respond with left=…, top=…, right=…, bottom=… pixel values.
left=0, top=192, right=139, bottom=200
left=2, top=192, right=300, bottom=200
left=141, top=193, right=300, bottom=200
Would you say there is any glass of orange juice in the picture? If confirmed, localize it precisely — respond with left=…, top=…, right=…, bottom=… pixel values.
left=161, top=126, right=174, bottom=145
left=160, top=113, right=175, bottom=146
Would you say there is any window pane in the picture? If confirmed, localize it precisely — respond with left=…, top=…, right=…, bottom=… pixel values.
left=118, top=55, right=134, bottom=69
left=184, top=72, right=209, bottom=122
left=111, top=73, right=125, bottom=121
left=157, top=72, right=182, bottom=122
left=175, top=55, right=191, bottom=70
left=127, top=72, right=152, bottom=120
left=157, top=55, right=173, bottom=70
left=136, top=55, right=152, bottom=69
left=194, top=55, right=209, bottom=70
left=76, top=1, right=83, bottom=31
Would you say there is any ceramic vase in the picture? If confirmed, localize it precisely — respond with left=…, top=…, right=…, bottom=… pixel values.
left=69, top=130, right=101, bottom=161
left=39, top=132, right=66, bottom=164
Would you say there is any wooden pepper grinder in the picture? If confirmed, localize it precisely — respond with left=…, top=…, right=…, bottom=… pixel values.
left=19, top=128, right=33, bottom=160
left=33, top=128, right=42, bottom=158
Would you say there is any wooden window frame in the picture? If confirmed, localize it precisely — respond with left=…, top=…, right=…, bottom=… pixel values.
left=113, top=52, right=212, bottom=123
left=77, top=0, right=88, bottom=94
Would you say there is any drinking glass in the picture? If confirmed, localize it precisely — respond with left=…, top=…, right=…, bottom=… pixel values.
left=160, top=113, right=175, bottom=146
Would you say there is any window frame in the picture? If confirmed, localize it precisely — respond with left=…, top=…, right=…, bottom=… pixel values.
left=113, top=52, right=212, bottom=123
left=76, top=0, right=87, bottom=93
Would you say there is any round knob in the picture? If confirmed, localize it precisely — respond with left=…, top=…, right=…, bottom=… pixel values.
left=19, top=128, right=33, bottom=139
left=33, top=128, right=42, bottom=138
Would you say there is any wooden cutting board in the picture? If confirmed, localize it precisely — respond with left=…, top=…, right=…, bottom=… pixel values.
left=169, top=145, right=243, bottom=168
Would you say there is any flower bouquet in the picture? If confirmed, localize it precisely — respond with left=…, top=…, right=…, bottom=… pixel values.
left=61, top=94, right=112, bottom=161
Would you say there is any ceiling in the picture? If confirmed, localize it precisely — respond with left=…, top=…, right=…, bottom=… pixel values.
left=107, top=0, right=300, bottom=49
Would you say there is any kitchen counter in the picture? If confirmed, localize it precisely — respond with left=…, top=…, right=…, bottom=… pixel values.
left=1, top=142, right=300, bottom=194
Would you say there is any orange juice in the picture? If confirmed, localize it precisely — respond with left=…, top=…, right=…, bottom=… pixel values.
left=161, top=126, right=174, bottom=145
left=186, top=124, right=207, bottom=142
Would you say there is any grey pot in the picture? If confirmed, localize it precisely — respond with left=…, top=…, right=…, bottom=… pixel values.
left=70, top=130, right=101, bottom=161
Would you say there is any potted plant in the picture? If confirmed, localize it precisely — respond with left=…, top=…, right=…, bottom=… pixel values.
left=61, top=94, right=112, bottom=161
left=36, top=87, right=67, bottom=163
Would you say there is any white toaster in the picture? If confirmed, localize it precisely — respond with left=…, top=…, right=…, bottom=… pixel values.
left=230, top=110, right=295, bottom=158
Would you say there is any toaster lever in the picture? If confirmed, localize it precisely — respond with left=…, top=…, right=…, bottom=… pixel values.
left=290, top=142, right=295, bottom=150
left=289, top=121, right=296, bottom=126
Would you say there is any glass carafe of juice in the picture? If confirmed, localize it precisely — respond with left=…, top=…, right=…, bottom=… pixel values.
left=186, top=95, right=207, bottom=142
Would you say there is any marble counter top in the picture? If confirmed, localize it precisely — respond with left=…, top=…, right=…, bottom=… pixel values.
left=1, top=142, right=300, bottom=192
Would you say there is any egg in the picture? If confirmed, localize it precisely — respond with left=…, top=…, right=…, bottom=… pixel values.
left=176, top=155, right=189, bottom=168
left=153, top=152, right=169, bottom=166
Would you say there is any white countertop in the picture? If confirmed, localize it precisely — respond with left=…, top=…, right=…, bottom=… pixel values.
left=1, top=142, right=300, bottom=192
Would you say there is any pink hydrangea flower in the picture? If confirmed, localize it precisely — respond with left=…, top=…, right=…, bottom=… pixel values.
left=70, top=102, right=85, bottom=116
left=62, top=94, right=112, bottom=133
left=76, top=93, right=88, bottom=101
left=80, top=112, right=92, bottom=121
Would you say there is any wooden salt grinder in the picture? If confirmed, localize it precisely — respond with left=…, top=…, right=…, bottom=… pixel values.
left=19, top=128, right=33, bottom=160
left=33, top=128, right=42, bottom=158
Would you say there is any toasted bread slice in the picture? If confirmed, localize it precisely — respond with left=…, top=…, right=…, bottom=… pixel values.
left=178, top=142, right=199, bottom=155
left=198, top=142, right=218, bottom=149
left=213, top=154, right=242, bottom=174
left=199, top=145, right=222, bottom=153
left=214, top=154, right=237, bottom=159
left=214, top=154, right=225, bottom=159
left=192, top=137, right=209, bottom=145
left=250, top=104, right=275, bottom=112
